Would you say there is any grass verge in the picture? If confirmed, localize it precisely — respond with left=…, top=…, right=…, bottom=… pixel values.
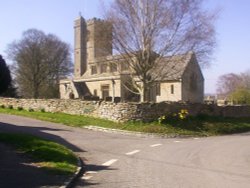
left=0, top=132, right=78, bottom=175
left=0, top=108, right=250, bottom=136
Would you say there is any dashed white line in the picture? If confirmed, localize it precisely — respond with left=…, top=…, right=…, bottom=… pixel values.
left=126, top=150, right=140, bottom=155
left=82, top=171, right=98, bottom=181
left=174, top=141, right=182, bottom=143
left=150, top=144, right=162, bottom=147
left=85, top=171, right=98, bottom=174
left=102, top=159, right=118, bottom=166
left=82, top=175, right=93, bottom=180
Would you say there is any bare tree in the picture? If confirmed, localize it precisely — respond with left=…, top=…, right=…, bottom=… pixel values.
left=240, top=70, right=250, bottom=89
left=216, top=73, right=244, bottom=96
left=216, top=71, right=250, bottom=104
left=104, top=0, right=217, bottom=102
left=7, top=29, right=73, bottom=98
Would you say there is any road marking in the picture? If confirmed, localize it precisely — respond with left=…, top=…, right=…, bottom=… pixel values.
left=126, top=150, right=140, bottom=155
left=102, top=159, right=118, bottom=166
left=194, top=138, right=199, bottom=140
left=150, top=144, right=162, bottom=147
left=174, top=141, right=182, bottom=143
left=85, top=171, right=98, bottom=174
left=82, top=175, right=93, bottom=180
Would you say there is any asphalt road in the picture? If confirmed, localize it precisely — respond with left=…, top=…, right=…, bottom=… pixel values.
left=0, top=114, right=250, bottom=188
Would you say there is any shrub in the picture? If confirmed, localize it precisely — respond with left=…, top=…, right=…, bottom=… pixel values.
left=17, top=106, right=23, bottom=111
left=8, top=105, right=13, bottom=109
left=40, top=108, right=45, bottom=113
left=158, top=109, right=189, bottom=124
left=0, top=104, right=5, bottom=108
left=28, top=108, right=34, bottom=112
left=158, top=115, right=166, bottom=124
left=178, top=109, right=189, bottom=120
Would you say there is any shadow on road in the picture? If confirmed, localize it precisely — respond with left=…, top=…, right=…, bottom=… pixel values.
left=0, top=120, right=118, bottom=187
left=0, top=143, right=69, bottom=188
left=0, top=121, right=83, bottom=152
left=0, top=121, right=87, bottom=187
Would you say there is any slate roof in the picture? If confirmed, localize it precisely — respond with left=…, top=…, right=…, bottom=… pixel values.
left=154, top=51, right=194, bottom=81
left=76, top=51, right=196, bottom=82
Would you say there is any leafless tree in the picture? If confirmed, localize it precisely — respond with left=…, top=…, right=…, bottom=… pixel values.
left=216, top=73, right=243, bottom=96
left=7, top=29, right=73, bottom=98
left=240, top=70, right=250, bottom=89
left=217, top=71, right=250, bottom=104
left=103, top=0, right=217, bottom=102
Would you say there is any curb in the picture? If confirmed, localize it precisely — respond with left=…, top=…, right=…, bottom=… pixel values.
left=60, top=157, right=85, bottom=188
left=84, top=125, right=199, bottom=139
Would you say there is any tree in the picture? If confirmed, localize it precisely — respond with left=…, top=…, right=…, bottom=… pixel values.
left=7, top=29, right=73, bottom=98
left=241, top=70, right=250, bottom=89
left=0, top=83, right=17, bottom=98
left=217, top=71, right=250, bottom=104
left=104, top=0, right=217, bottom=102
left=0, top=55, right=11, bottom=95
left=230, top=88, right=250, bottom=105
left=216, top=73, right=243, bottom=96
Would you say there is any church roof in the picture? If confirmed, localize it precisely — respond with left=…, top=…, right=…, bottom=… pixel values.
left=85, top=51, right=197, bottom=82
left=154, top=51, right=195, bottom=81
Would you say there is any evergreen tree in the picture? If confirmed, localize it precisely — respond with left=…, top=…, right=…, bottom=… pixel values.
left=0, top=55, right=11, bottom=94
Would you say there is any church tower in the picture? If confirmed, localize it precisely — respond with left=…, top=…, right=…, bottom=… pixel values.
left=74, top=16, right=87, bottom=77
left=86, top=18, right=112, bottom=63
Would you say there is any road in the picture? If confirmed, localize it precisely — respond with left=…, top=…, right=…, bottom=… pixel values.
left=0, top=114, right=250, bottom=188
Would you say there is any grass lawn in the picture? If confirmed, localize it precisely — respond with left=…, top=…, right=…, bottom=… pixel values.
left=0, top=132, right=78, bottom=175
left=0, top=107, right=250, bottom=136
left=0, top=133, right=77, bottom=175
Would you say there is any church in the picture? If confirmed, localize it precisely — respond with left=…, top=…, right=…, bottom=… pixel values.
left=59, top=16, right=204, bottom=103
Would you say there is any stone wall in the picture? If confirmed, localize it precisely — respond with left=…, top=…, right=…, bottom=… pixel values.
left=0, top=98, right=99, bottom=116
left=0, top=98, right=249, bottom=122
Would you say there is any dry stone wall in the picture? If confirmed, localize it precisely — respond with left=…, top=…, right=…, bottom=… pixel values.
left=0, top=98, right=249, bottom=122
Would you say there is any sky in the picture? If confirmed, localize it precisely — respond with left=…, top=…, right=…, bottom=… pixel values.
left=1, top=0, right=250, bottom=94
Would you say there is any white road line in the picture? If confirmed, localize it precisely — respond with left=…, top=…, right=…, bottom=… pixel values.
left=82, top=175, right=93, bottom=180
left=150, top=144, right=162, bottom=147
left=126, top=150, right=140, bottom=155
left=102, top=159, right=118, bottom=166
left=174, top=141, right=182, bottom=143
left=85, top=171, right=98, bottom=174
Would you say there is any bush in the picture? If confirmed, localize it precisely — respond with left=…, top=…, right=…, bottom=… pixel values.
left=17, top=106, right=23, bottom=111
left=8, top=105, right=13, bottom=109
left=28, top=108, right=34, bottom=112
left=0, top=104, right=5, bottom=108
left=40, top=108, right=45, bottom=113
left=158, top=109, right=189, bottom=124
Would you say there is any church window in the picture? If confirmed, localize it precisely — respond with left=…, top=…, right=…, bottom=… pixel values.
left=100, top=64, right=108, bottom=73
left=93, top=89, right=97, bottom=96
left=110, top=63, right=118, bottom=72
left=91, top=66, right=97, bottom=75
left=121, top=62, right=129, bottom=71
left=156, top=83, right=161, bottom=96
left=171, top=84, right=174, bottom=94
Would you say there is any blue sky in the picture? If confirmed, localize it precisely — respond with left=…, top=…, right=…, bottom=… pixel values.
left=1, top=0, right=250, bottom=94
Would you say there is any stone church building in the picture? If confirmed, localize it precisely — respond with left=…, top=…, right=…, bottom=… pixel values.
left=59, top=16, right=204, bottom=103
